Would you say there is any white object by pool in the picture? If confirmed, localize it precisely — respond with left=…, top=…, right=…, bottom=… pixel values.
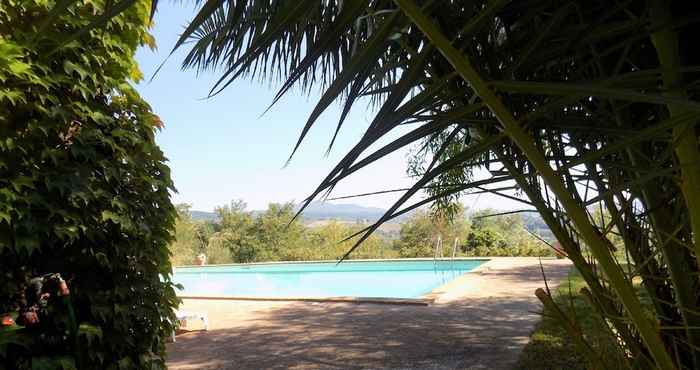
left=172, top=311, right=208, bottom=342
left=173, top=259, right=486, bottom=299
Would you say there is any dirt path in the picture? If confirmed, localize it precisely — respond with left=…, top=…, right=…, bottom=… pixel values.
left=167, top=258, right=572, bottom=370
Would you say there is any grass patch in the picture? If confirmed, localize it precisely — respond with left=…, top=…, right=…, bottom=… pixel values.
left=514, top=268, right=625, bottom=370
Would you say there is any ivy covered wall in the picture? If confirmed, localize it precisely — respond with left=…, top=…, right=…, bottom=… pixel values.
left=0, top=1, right=178, bottom=368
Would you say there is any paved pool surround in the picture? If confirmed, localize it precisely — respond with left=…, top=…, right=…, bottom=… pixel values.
left=167, top=257, right=572, bottom=370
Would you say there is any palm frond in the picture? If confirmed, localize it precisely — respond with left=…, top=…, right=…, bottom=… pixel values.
left=170, top=1, right=700, bottom=367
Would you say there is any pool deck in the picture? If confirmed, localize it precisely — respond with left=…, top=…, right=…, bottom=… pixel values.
left=167, top=257, right=572, bottom=369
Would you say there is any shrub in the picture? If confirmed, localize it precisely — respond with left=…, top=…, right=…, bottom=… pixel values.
left=170, top=205, right=201, bottom=266
left=393, top=210, right=469, bottom=258
left=0, top=1, right=178, bottom=368
left=462, top=228, right=503, bottom=255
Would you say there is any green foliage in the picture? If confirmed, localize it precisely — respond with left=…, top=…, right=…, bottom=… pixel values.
left=391, top=208, right=552, bottom=258
left=393, top=210, right=468, bottom=258
left=0, top=1, right=177, bottom=368
left=170, top=204, right=199, bottom=266
left=171, top=203, right=553, bottom=264
left=251, top=203, right=307, bottom=261
left=170, top=201, right=397, bottom=265
left=462, top=210, right=553, bottom=257
left=516, top=269, right=627, bottom=370
left=208, top=200, right=254, bottom=263
left=463, top=228, right=503, bottom=255
left=589, top=206, right=626, bottom=254
left=208, top=201, right=306, bottom=263
left=305, top=221, right=396, bottom=260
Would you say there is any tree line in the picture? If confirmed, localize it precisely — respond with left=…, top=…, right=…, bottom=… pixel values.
left=170, top=201, right=554, bottom=266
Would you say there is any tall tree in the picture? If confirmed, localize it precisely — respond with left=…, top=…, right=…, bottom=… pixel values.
left=393, top=210, right=468, bottom=258
left=171, top=204, right=200, bottom=265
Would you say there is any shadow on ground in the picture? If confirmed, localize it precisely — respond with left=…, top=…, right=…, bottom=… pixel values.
left=167, top=260, right=571, bottom=370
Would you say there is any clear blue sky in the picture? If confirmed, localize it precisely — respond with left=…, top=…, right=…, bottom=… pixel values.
left=135, top=2, right=523, bottom=212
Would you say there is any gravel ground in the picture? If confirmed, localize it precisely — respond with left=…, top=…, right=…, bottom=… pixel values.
left=167, top=257, right=572, bottom=370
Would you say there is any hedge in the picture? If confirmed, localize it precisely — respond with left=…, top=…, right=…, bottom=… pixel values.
left=0, top=1, right=178, bottom=368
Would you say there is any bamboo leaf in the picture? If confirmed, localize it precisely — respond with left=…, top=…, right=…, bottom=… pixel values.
left=269, top=0, right=371, bottom=104
left=286, top=11, right=404, bottom=161
left=394, top=1, right=677, bottom=367
left=339, top=137, right=501, bottom=259
left=490, top=80, right=700, bottom=110
left=565, top=111, right=700, bottom=169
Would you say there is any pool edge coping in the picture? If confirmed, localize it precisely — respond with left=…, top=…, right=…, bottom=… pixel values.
left=178, top=295, right=434, bottom=306
left=174, top=257, right=492, bottom=269
left=420, top=258, right=495, bottom=302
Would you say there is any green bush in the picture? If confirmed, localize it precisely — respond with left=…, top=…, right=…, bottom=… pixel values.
left=463, top=228, right=503, bottom=255
left=462, top=210, right=554, bottom=257
left=170, top=202, right=396, bottom=264
left=171, top=205, right=205, bottom=266
left=0, top=1, right=178, bottom=368
left=393, top=210, right=469, bottom=258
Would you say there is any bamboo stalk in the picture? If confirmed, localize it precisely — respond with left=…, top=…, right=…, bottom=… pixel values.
left=650, top=0, right=700, bottom=272
left=650, top=1, right=700, bottom=366
left=535, top=288, right=608, bottom=370
left=493, top=148, right=647, bottom=363
left=393, top=1, right=676, bottom=367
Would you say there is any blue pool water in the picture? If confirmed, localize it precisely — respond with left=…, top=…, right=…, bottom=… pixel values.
left=173, top=259, right=486, bottom=299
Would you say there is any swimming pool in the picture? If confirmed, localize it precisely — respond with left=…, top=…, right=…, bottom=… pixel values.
left=173, top=259, right=487, bottom=299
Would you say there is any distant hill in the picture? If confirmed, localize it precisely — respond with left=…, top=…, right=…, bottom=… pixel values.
left=305, top=218, right=402, bottom=240
left=190, top=210, right=218, bottom=221
left=188, top=203, right=552, bottom=242
left=521, top=213, right=555, bottom=242
left=296, top=202, right=388, bottom=221
left=189, top=202, right=411, bottom=223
